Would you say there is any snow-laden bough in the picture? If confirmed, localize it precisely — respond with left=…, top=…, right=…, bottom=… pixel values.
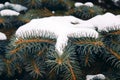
left=15, top=16, right=98, bottom=56
left=15, top=13, right=120, bottom=56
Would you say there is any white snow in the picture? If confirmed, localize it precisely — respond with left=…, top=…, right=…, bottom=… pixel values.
left=116, top=15, right=120, bottom=18
left=15, top=13, right=120, bottom=55
left=112, top=0, right=120, bottom=6
left=82, top=12, right=120, bottom=31
left=98, top=0, right=102, bottom=3
left=4, top=2, right=27, bottom=12
left=0, top=4, right=4, bottom=9
left=84, top=2, right=94, bottom=7
left=74, top=2, right=84, bottom=7
left=0, top=32, right=7, bottom=40
left=0, top=9, right=20, bottom=16
left=67, top=28, right=98, bottom=38
left=86, top=74, right=105, bottom=80
left=112, top=0, right=119, bottom=3
left=74, top=2, right=94, bottom=7
left=52, top=11, right=55, bottom=14
left=15, top=16, right=98, bottom=56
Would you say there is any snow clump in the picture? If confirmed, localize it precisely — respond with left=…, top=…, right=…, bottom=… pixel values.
left=0, top=4, right=4, bottom=10
left=15, top=12, right=120, bottom=55
left=84, top=2, right=94, bottom=7
left=15, top=16, right=98, bottom=56
left=4, top=2, right=27, bottom=12
left=0, top=9, right=20, bottom=16
left=86, top=74, right=106, bottom=80
left=0, top=32, right=7, bottom=40
left=82, top=12, right=120, bottom=31
left=75, top=2, right=94, bottom=7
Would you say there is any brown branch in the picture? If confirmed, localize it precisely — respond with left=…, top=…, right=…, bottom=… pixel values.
left=85, top=48, right=90, bottom=65
left=32, top=60, right=40, bottom=75
left=111, top=40, right=120, bottom=44
left=110, top=30, right=120, bottom=35
left=89, top=9, right=95, bottom=13
left=0, top=18, right=5, bottom=23
left=16, top=64, right=22, bottom=73
left=10, top=46, right=24, bottom=55
left=67, top=59, right=76, bottom=80
left=4, top=59, right=13, bottom=76
left=15, top=38, right=55, bottom=45
left=37, top=47, right=46, bottom=56
left=73, top=41, right=103, bottom=46
left=31, top=0, right=35, bottom=6
left=56, top=57, right=63, bottom=65
left=105, top=46, right=120, bottom=60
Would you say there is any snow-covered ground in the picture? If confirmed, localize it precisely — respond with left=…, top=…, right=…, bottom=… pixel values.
left=0, top=32, right=7, bottom=40
left=15, top=12, right=120, bottom=55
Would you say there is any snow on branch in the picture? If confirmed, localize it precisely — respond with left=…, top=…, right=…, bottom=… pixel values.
left=86, top=74, right=106, bottom=80
left=0, top=9, right=20, bottom=16
left=15, top=16, right=98, bottom=56
left=0, top=32, right=7, bottom=40
left=4, top=2, right=27, bottom=12
left=82, top=12, right=120, bottom=31
left=0, top=4, right=4, bottom=10
left=15, top=13, right=120, bottom=55
left=75, top=2, right=94, bottom=7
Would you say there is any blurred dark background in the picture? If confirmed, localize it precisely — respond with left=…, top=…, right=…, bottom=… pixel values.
left=74, top=0, right=120, bottom=9
left=0, top=0, right=10, bottom=3
left=0, top=0, right=120, bottom=10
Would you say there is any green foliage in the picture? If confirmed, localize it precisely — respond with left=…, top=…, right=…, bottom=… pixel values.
left=0, top=16, right=14, bottom=28
left=46, top=44, right=82, bottom=80
left=0, top=40, right=11, bottom=77
left=71, top=5, right=104, bottom=20
left=0, top=40, right=9, bottom=56
left=10, top=0, right=69, bottom=10
left=0, top=57, right=5, bottom=75
left=42, top=0, right=69, bottom=11
left=68, top=27, right=120, bottom=70
left=0, top=16, right=24, bottom=29
left=103, top=69, right=120, bottom=80
left=99, top=27, right=120, bottom=69
left=19, top=8, right=54, bottom=23
left=0, top=24, right=119, bottom=80
left=68, top=37, right=103, bottom=67
left=0, top=0, right=119, bottom=79
left=0, top=16, right=24, bottom=39
left=0, top=26, right=119, bottom=79
left=10, top=0, right=43, bottom=9
left=5, top=32, right=56, bottom=79
left=3, top=31, right=83, bottom=80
